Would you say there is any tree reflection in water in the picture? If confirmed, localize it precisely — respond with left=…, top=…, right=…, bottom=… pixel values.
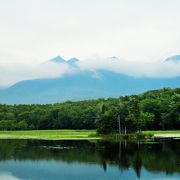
left=0, top=139, right=179, bottom=178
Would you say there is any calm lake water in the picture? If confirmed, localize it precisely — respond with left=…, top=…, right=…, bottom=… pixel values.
left=0, top=139, right=179, bottom=180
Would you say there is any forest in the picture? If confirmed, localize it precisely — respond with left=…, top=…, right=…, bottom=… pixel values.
left=0, top=88, right=179, bottom=134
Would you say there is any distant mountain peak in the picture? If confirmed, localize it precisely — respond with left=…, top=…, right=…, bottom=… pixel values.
left=48, top=56, right=79, bottom=65
left=67, top=58, right=79, bottom=65
left=49, top=56, right=66, bottom=63
left=165, top=55, right=180, bottom=62
left=68, top=57, right=79, bottom=62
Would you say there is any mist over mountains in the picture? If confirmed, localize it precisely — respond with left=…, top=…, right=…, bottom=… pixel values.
left=0, top=55, right=180, bottom=104
left=165, top=55, right=180, bottom=62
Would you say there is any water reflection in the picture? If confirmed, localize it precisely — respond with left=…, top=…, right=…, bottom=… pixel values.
left=0, top=139, right=179, bottom=180
left=0, top=172, right=20, bottom=180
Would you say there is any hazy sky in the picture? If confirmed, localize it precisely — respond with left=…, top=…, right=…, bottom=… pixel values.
left=0, top=0, right=180, bottom=86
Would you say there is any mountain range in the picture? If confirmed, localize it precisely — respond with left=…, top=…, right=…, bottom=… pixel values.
left=0, top=55, right=179, bottom=104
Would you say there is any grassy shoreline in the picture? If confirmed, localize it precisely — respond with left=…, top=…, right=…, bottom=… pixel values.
left=0, top=130, right=100, bottom=140
left=0, top=130, right=179, bottom=140
left=143, top=130, right=180, bottom=138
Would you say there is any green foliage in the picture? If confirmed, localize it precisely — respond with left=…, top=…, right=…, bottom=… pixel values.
left=97, top=108, right=118, bottom=134
left=0, top=120, right=16, bottom=130
left=0, top=88, right=179, bottom=133
left=16, top=120, right=28, bottom=130
left=102, top=132, right=154, bottom=141
left=138, top=112, right=155, bottom=130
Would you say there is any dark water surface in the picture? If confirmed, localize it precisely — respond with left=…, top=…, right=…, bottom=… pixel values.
left=0, top=139, right=179, bottom=180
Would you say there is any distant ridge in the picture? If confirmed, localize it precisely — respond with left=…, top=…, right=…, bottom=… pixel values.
left=48, top=56, right=79, bottom=66
left=0, top=55, right=179, bottom=104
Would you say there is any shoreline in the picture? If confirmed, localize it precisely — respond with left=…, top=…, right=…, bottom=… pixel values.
left=0, top=130, right=179, bottom=141
left=0, top=130, right=100, bottom=140
left=154, top=134, right=180, bottom=139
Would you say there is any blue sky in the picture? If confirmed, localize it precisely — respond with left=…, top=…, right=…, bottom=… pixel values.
left=0, top=0, right=180, bottom=86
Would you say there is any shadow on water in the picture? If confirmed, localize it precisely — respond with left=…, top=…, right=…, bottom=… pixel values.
left=0, top=139, right=179, bottom=179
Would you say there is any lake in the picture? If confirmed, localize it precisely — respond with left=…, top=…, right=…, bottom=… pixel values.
left=0, top=139, right=179, bottom=180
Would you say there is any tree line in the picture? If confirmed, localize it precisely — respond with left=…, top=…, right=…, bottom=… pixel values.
left=0, top=88, right=179, bottom=134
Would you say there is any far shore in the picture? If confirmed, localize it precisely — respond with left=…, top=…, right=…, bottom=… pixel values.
left=143, top=130, right=180, bottom=139
left=0, top=130, right=100, bottom=140
left=0, top=130, right=179, bottom=140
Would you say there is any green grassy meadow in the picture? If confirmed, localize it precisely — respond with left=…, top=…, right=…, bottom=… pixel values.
left=143, top=130, right=180, bottom=138
left=143, top=130, right=180, bottom=134
left=0, top=130, right=100, bottom=140
left=0, top=130, right=179, bottom=140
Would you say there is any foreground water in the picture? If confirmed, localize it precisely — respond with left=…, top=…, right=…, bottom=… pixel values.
left=0, top=139, right=179, bottom=180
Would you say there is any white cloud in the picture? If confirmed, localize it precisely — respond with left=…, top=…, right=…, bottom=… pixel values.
left=77, top=57, right=180, bottom=78
left=0, top=0, right=180, bottom=86
left=0, top=172, right=21, bottom=180
left=0, top=56, right=180, bottom=87
left=0, top=61, right=71, bottom=87
left=0, top=0, right=180, bottom=62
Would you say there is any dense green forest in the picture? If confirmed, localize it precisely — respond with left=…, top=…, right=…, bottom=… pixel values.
left=0, top=88, right=179, bottom=134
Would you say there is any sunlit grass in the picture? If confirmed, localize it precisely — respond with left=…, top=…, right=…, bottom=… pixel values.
left=143, top=130, right=180, bottom=134
left=0, top=130, right=179, bottom=140
left=143, top=130, right=180, bottom=138
left=0, top=130, right=100, bottom=140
